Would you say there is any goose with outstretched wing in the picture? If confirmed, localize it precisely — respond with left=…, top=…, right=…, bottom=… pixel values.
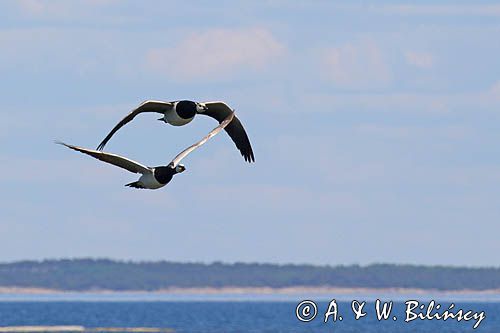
left=96, top=100, right=254, bottom=162
left=58, top=113, right=234, bottom=190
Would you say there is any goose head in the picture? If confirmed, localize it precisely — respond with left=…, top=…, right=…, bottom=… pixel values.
left=175, top=164, right=186, bottom=174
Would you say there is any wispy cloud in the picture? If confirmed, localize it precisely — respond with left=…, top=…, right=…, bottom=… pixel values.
left=0, top=28, right=125, bottom=74
left=145, top=28, right=286, bottom=81
left=489, top=80, right=500, bottom=98
left=322, top=40, right=392, bottom=89
left=302, top=79, right=500, bottom=114
left=15, top=0, right=119, bottom=17
left=405, top=51, right=434, bottom=69
left=380, top=4, right=500, bottom=16
left=355, top=123, right=473, bottom=141
left=0, top=155, right=117, bottom=185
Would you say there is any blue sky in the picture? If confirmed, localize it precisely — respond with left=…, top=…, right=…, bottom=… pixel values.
left=1, top=1, right=500, bottom=266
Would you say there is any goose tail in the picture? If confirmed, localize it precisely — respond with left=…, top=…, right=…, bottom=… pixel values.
left=125, top=181, right=146, bottom=189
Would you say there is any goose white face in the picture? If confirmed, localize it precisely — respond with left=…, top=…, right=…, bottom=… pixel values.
left=196, top=103, right=208, bottom=113
left=175, top=164, right=186, bottom=173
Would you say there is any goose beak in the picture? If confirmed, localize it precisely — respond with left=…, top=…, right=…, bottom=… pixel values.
left=157, top=118, right=164, bottom=121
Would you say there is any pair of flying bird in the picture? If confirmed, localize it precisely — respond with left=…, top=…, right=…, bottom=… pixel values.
left=59, top=100, right=254, bottom=189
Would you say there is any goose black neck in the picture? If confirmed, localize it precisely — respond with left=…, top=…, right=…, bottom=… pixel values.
left=153, top=166, right=177, bottom=184
left=176, top=100, right=197, bottom=119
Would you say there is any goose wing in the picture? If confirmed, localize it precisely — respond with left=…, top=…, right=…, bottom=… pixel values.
left=97, top=100, right=174, bottom=150
left=57, top=142, right=151, bottom=174
left=169, top=112, right=235, bottom=168
left=199, top=101, right=255, bottom=162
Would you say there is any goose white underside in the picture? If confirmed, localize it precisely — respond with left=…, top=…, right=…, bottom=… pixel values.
left=136, top=172, right=165, bottom=189
left=163, top=110, right=194, bottom=126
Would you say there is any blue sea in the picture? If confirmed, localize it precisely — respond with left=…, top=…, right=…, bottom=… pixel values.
left=0, top=295, right=498, bottom=332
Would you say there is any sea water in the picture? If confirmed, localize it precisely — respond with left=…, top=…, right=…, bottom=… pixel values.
left=0, top=298, right=498, bottom=332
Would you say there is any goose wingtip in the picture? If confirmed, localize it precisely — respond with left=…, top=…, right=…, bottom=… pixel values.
left=54, top=140, right=67, bottom=147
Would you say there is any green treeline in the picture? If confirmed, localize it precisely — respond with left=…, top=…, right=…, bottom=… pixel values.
left=0, top=259, right=498, bottom=291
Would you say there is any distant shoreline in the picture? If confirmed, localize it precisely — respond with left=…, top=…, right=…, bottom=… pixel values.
left=1, top=286, right=500, bottom=296
left=2, top=260, right=499, bottom=293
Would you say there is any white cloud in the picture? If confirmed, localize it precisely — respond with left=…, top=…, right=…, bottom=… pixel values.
left=322, top=40, right=392, bottom=89
left=145, top=28, right=285, bottom=81
left=405, top=51, right=434, bottom=69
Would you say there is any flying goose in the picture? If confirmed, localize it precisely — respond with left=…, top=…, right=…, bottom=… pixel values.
left=96, top=100, right=255, bottom=162
left=58, top=113, right=234, bottom=189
